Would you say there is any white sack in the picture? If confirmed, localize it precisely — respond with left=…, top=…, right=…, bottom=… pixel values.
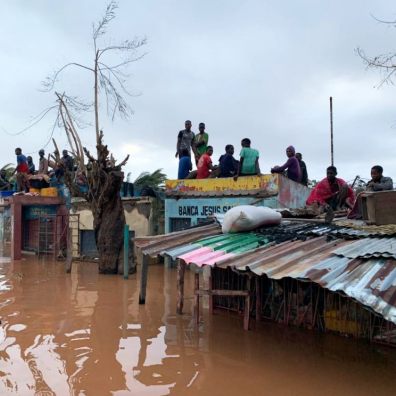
left=222, top=205, right=281, bottom=233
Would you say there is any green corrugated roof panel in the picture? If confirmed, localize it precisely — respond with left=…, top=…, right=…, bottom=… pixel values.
left=195, top=232, right=271, bottom=253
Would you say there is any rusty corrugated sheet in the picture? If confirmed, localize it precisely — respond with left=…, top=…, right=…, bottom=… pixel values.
left=332, top=238, right=396, bottom=259
left=332, top=220, right=396, bottom=237
left=139, top=220, right=396, bottom=323
left=304, top=257, right=396, bottom=324
left=214, top=241, right=396, bottom=325
left=164, top=235, right=396, bottom=324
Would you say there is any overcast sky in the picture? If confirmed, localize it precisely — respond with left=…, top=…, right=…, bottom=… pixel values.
left=1, top=0, right=396, bottom=183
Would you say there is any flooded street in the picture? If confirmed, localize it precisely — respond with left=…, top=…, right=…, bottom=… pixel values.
left=0, top=253, right=396, bottom=396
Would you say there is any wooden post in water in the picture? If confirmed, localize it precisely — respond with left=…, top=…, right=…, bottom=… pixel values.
left=176, top=259, right=186, bottom=314
left=139, top=255, right=149, bottom=304
left=65, top=217, right=72, bottom=273
left=330, top=96, right=334, bottom=166
left=123, top=224, right=129, bottom=279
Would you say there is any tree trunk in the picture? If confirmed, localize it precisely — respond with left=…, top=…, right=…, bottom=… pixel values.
left=91, top=170, right=125, bottom=273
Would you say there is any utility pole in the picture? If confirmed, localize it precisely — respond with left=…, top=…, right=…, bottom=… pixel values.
left=330, top=96, right=334, bottom=166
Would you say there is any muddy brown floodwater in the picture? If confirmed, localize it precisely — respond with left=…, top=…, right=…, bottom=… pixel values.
left=0, top=252, right=396, bottom=396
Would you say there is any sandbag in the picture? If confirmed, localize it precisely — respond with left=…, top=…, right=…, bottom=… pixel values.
left=222, top=205, right=281, bottom=233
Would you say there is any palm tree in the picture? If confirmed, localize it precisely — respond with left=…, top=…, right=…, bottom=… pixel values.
left=134, top=169, right=167, bottom=193
left=1, top=164, right=15, bottom=180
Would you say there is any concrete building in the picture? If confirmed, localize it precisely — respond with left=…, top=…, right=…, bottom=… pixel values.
left=164, top=174, right=310, bottom=232
left=0, top=195, right=68, bottom=260
left=70, top=197, right=164, bottom=258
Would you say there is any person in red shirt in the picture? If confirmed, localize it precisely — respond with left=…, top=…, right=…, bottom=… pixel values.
left=13, top=147, right=29, bottom=192
left=306, top=166, right=355, bottom=210
left=197, top=146, right=216, bottom=179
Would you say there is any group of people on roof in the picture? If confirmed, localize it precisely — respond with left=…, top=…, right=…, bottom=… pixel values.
left=0, top=147, right=75, bottom=192
left=175, top=120, right=308, bottom=184
left=306, top=164, right=393, bottom=219
left=175, top=120, right=394, bottom=219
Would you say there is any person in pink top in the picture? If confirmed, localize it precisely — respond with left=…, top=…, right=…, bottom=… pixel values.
left=197, top=146, right=216, bottom=179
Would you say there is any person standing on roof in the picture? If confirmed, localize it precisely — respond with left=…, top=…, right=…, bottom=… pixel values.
left=193, top=122, right=209, bottom=164
left=27, top=156, right=35, bottom=174
left=234, top=138, right=260, bottom=180
left=13, top=147, right=29, bottom=192
left=176, top=120, right=195, bottom=158
left=295, top=152, right=308, bottom=186
left=61, top=150, right=74, bottom=172
left=38, top=149, right=49, bottom=174
left=271, top=146, right=301, bottom=183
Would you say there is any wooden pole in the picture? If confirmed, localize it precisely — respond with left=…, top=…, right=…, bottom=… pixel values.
left=194, top=272, right=200, bottom=324
left=176, top=259, right=186, bottom=314
left=139, top=255, right=149, bottom=304
left=123, top=224, right=129, bottom=279
left=330, top=96, right=334, bottom=166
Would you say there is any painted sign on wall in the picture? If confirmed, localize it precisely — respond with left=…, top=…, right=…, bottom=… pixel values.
left=23, top=205, right=57, bottom=220
left=165, top=196, right=278, bottom=232
left=166, top=174, right=279, bottom=195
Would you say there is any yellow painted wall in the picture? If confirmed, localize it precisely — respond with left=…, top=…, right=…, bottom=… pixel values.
left=166, top=174, right=279, bottom=193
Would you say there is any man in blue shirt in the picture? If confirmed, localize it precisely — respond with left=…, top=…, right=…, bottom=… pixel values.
left=178, top=149, right=192, bottom=179
left=13, top=147, right=29, bottom=191
left=219, top=145, right=239, bottom=178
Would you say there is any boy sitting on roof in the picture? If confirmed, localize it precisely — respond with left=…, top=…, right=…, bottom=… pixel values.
left=197, top=146, right=216, bottom=179
left=366, top=165, right=393, bottom=192
left=306, top=166, right=355, bottom=211
left=178, top=149, right=192, bottom=179
left=219, top=144, right=239, bottom=178
left=348, top=165, right=393, bottom=219
left=234, top=138, right=260, bottom=180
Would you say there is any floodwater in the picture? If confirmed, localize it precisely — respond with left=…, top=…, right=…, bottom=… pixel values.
left=0, top=254, right=395, bottom=396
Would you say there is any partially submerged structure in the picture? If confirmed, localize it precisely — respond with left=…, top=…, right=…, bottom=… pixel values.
left=164, top=174, right=310, bottom=232
left=0, top=195, right=68, bottom=260
left=0, top=194, right=163, bottom=261
left=70, top=197, right=163, bottom=259
left=136, top=220, right=396, bottom=347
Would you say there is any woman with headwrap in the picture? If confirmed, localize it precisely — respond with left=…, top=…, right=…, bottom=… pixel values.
left=271, top=146, right=302, bottom=183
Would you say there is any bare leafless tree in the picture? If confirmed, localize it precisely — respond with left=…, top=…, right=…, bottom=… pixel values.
left=357, top=17, right=396, bottom=87
left=44, top=1, right=146, bottom=273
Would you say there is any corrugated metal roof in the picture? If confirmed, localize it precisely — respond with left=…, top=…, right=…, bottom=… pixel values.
left=333, top=238, right=396, bottom=259
left=177, top=233, right=273, bottom=266
left=134, top=222, right=221, bottom=258
left=332, top=220, right=396, bottom=237
left=137, top=220, right=396, bottom=323
left=303, top=257, right=396, bottom=324
left=161, top=236, right=396, bottom=325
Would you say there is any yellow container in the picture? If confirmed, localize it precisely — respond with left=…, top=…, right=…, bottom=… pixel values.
left=324, top=310, right=358, bottom=335
left=29, top=188, right=41, bottom=195
left=41, top=187, right=58, bottom=197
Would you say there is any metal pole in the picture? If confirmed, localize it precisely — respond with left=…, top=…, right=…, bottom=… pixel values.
left=330, top=96, right=334, bottom=166
left=123, top=224, right=129, bottom=279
